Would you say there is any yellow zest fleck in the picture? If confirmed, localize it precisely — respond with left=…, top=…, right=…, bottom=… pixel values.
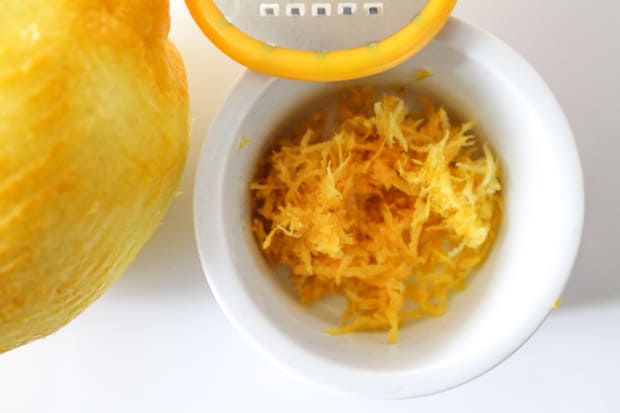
left=238, top=137, right=251, bottom=150
left=553, top=299, right=563, bottom=309
left=415, top=68, right=433, bottom=81
left=250, top=89, right=502, bottom=343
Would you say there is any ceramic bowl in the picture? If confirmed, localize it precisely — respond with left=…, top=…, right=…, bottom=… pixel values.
left=194, top=18, right=584, bottom=398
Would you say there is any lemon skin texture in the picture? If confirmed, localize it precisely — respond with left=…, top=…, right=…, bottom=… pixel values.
left=0, top=0, right=189, bottom=353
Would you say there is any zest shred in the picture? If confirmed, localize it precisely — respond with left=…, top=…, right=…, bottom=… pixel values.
left=250, top=88, right=502, bottom=343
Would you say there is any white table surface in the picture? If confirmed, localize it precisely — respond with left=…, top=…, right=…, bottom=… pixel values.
left=1, top=1, right=619, bottom=411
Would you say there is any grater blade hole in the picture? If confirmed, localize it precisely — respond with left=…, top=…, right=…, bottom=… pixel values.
left=312, top=3, right=332, bottom=17
left=338, top=3, right=357, bottom=15
left=364, top=2, right=384, bottom=16
left=286, top=4, right=305, bottom=16
left=259, top=3, right=280, bottom=17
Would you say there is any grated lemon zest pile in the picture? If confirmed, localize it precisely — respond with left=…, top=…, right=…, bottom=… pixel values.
left=251, top=88, right=502, bottom=343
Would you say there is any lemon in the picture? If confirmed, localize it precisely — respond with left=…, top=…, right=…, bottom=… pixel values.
left=0, top=0, right=189, bottom=353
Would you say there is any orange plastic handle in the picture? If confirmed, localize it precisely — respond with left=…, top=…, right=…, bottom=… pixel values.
left=185, top=0, right=456, bottom=82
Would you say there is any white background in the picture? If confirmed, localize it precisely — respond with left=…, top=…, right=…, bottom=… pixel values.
left=1, top=0, right=619, bottom=411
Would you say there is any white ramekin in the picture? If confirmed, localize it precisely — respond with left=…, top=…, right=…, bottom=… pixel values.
left=194, top=18, right=584, bottom=399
